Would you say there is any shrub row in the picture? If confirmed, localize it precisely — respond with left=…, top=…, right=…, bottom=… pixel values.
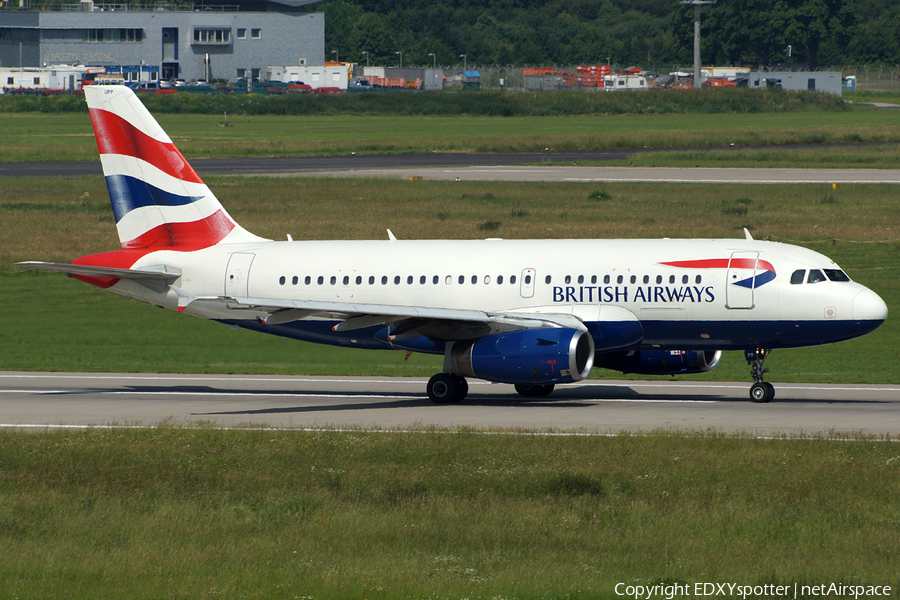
left=0, top=88, right=847, bottom=116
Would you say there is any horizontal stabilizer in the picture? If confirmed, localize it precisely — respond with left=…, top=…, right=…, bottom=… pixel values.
left=16, top=261, right=180, bottom=282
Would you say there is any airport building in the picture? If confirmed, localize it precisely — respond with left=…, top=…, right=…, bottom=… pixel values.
left=0, top=1, right=324, bottom=82
left=738, top=71, right=842, bottom=95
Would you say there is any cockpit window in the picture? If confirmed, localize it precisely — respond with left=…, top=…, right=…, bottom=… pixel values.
left=807, top=269, right=827, bottom=284
left=790, top=269, right=806, bottom=285
left=824, top=269, right=851, bottom=282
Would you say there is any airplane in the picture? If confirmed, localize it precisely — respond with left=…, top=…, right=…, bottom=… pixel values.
left=18, top=85, right=888, bottom=404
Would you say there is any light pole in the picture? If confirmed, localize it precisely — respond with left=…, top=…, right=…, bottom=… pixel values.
left=395, top=51, right=403, bottom=68
left=680, top=0, right=715, bottom=89
left=460, top=54, right=467, bottom=72
left=428, top=53, right=436, bottom=69
left=331, top=50, right=338, bottom=63
left=362, top=51, right=369, bottom=67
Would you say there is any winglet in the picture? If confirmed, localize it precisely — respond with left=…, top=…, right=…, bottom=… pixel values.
left=387, top=229, right=397, bottom=241
left=743, top=228, right=754, bottom=241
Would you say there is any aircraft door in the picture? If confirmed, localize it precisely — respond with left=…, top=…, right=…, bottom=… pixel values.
left=725, top=251, right=758, bottom=309
left=225, top=252, right=255, bottom=297
left=520, top=268, right=535, bottom=298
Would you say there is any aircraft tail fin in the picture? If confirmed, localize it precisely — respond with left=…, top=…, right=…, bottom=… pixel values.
left=83, top=85, right=263, bottom=250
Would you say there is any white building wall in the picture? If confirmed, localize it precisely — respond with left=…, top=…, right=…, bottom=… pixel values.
left=264, top=65, right=348, bottom=90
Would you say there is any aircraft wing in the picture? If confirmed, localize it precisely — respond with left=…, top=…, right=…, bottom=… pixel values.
left=16, top=261, right=181, bottom=282
left=187, top=295, right=589, bottom=341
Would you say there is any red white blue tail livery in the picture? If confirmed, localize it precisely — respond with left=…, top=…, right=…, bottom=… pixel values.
left=87, top=84, right=260, bottom=249
left=19, top=85, right=888, bottom=404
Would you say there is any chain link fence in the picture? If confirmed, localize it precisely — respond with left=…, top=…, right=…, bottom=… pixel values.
left=430, top=63, right=899, bottom=92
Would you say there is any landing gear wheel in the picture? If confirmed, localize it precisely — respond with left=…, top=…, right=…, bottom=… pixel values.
left=456, top=376, right=469, bottom=399
left=514, top=383, right=555, bottom=398
left=750, top=382, right=774, bottom=403
left=427, top=373, right=467, bottom=404
left=746, top=348, right=775, bottom=403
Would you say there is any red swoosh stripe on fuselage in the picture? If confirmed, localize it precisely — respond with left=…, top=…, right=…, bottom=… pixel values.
left=659, top=258, right=776, bottom=273
left=88, top=108, right=203, bottom=184
left=71, top=249, right=157, bottom=289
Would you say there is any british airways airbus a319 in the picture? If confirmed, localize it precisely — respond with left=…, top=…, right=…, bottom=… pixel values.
left=19, top=85, right=887, bottom=404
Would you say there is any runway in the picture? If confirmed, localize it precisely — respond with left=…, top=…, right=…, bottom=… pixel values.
left=3, top=147, right=900, bottom=183
left=288, top=165, right=900, bottom=184
left=2, top=372, right=898, bottom=435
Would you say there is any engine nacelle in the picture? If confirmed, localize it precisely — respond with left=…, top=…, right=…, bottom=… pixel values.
left=450, top=327, right=595, bottom=385
left=595, top=349, right=722, bottom=375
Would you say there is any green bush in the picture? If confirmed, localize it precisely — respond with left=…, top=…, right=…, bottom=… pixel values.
left=0, top=88, right=848, bottom=116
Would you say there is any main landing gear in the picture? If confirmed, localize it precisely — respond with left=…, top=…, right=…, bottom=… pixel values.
left=514, top=383, right=555, bottom=398
left=426, top=373, right=468, bottom=404
left=425, top=375, right=557, bottom=403
left=746, top=348, right=775, bottom=403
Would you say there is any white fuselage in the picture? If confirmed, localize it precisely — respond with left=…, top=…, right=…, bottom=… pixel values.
left=110, top=237, right=887, bottom=353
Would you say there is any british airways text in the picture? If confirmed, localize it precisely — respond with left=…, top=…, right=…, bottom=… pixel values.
left=552, top=285, right=716, bottom=304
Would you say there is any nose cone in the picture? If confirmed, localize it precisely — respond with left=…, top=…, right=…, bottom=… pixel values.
left=853, top=287, right=888, bottom=325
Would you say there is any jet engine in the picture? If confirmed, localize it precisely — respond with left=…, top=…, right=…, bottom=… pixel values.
left=595, top=349, right=722, bottom=375
left=450, top=328, right=595, bottom=385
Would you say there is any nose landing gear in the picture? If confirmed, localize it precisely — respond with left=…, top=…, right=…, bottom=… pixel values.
left=746, top=348, right=775, bottom=403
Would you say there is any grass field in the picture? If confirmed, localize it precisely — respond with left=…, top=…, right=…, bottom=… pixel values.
left=1, top=428, right=898, bottom=600
left=2, top=176, right=897, bottom=383
left=2, top=109, right=900, bottom=165
left=3, top=98, right=900, bottom=598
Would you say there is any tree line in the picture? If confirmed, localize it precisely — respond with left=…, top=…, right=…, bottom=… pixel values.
left=318, top=0, right=900, bottom=70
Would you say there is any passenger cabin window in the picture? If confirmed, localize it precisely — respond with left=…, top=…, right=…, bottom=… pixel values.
left=511, top=275, right=517, bottom=284
left=790, top=270, right=806, bottom=285
left=545, top=275, right=552, bottom=284
left=497, top=275, right=504, bottom=284
left=825, top=269, right=851, bottom=282
left=807, top=269, right=827, bottom=284
left=524, top=275, right=531, bottom=284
